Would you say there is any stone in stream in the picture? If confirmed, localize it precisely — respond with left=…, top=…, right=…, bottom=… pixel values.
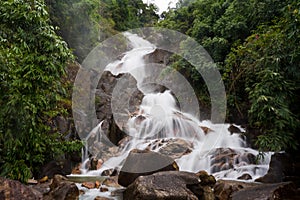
left=102, top=176, right=121, bottom=188
left=123, top=171, right=216, bottom=200
left=118, top=149, right=179, bottom=187
left=81, top=182, right=96, bottom=189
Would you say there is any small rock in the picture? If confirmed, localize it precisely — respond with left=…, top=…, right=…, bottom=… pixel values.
left=200, top=126, right=213, bottom=134
left=100, top=187, right=109, bottom=192
left=102, top=177, right=120, bottom=188
left=101, top=168, right=119, bottom=176
left=82, top=182, right=96, bottom=189
left=237, top=173, right=252, bottom=180
left=71, top=163, right=82, bottom=174
left=95, top=181, right=101, bottom=189
left=228, top=124, right=243, bottom=134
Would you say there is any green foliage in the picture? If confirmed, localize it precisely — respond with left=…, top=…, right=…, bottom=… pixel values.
left=0, top=0, right=82, bottom=182
left=102, top=0, right=159, bottom=31
left=46, top=0, right=159, bottom=62
left=160, top=0, right=299, bottom=151
left=225, top=1, right=300, bottom=151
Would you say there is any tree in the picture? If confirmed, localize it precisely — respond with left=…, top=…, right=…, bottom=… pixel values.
left=225, top=1, right=300, bottom=151
left=0, top=0, right=82, bottom=182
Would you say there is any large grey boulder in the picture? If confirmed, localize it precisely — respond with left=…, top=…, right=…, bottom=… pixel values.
left=118, top=149, right=179, bottom=187
left=0, top=177, right=42, bottom=200
left=123, top=171, right=202, bottom=200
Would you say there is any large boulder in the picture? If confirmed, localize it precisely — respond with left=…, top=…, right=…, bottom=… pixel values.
left=232, top=182, right=299, bottom=200
left=123, top=171, right=202, bottom=200
left=256, top=152, right=300, bottom=185
left=118, top=149, right=179, bottom=187
left=0, top=177, right=43, bottom=200
left=142, top=138, right=193, bottom=159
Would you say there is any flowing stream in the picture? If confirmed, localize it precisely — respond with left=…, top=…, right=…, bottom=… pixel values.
left=75, top=32, right=272, bottom=199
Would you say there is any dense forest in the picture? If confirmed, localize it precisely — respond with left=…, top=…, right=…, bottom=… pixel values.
left=1, top=0, right=299, bottom=183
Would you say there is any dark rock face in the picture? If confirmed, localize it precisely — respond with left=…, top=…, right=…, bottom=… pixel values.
left=95, top=71, right=128, bottom=145
left=118, top=149, right=179, bottom=187
left=123, top=171, right=201, bottom=200
left=255, top=152, right=300, bottom=185
left=232, top=182, right=299, bottom=200
left=43, top=175, right=79, bottom=200
left=0, top=177, right=43, bottom=200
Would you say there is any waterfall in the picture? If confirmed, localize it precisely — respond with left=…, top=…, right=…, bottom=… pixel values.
left=81, top=32, right=272, bottom=181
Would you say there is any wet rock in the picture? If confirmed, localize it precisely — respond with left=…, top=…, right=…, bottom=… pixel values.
left=95, top=181, right=101, bottom=189
left=210, top=148, right=256, bottom=173
left=0, top=177, right=43, bottom=200
left=71, top=163, right=82, bottom=174
left=94, top=71, right=143, bottom=146
left=101, top=168, right=119, bottom=176
left=214, top=180, right=258, bottom=200
left=123, top=171, right=201, bottom=200
left=44, top=174, right=79, bottom=200
left=102, top=176, right=121, bottom=188
left=200, top=126, right=214, bottom=135
left=82, top=182, right=96, bottom=189
left=89, top=158, right=103, bottom=171
left=237, top=173, right=252, bottom=180
left=118, top=149, right=179, bottom=187
left=228, top=124, right=243, bottom=134
left=100, top=187, right=109, bottom=192
left=155, top=138, right=193, bottom=159
left=232, top=182, right=299, bottom=200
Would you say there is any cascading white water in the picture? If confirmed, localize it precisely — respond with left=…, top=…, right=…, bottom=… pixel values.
left=81, top=32, right=272, bottom=182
